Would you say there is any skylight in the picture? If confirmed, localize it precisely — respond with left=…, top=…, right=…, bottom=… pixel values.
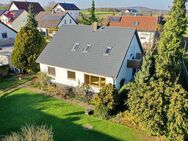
left=72, top=43, right=80, bottom=51
left=83, top=44, right=92, bottom=53
left=134, top=21, right=139, bottom=26
left=104, top=47, right=112, bottom=56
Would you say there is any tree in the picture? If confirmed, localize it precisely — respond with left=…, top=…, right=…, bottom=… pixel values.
left=81, top=0, right=98, bottom=25
left=94, top=84, right=118, bottom=119
left=134, top=52, right=155, bottom=84
left=127, top=81, right=167, bottom=136
left=12, top=5, right=46, bottom=73
left=167, top=84, right=188, bottom=141
left=26, top=4, right=38, bottom=28
left=44, top=1, right=56, bottom=12
left=156, top=0, right=187, bottom=82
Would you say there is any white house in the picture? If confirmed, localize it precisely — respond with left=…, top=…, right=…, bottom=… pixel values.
left=105, top=16, right=160, bottom=50
left=0, top=10, right=28, bottom=32
left=0, top=21, right=17, bottom=66
left=8, top=1, right=44, bottom=15
left=52, top=3, right=80, bottom=20
left=37, top=24, right=143, bottom=92
left=35, top=12, right=77, bottom=36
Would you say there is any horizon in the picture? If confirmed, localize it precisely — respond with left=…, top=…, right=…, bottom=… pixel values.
left=0, top=0, right=175, bottom=10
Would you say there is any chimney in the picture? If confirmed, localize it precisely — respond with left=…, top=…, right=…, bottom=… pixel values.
left=92, top=22, right=98, bottom=32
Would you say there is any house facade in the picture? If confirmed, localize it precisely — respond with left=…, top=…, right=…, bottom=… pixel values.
left=37, top=25, right=143, bottom=92
left=36, top=12, right=77, bottom=36
left=52, top=3, right=80, bottom=20
left=0, top=21, right=17, bottom=66
left=0, top=10, right=28, bottom=32
left=8, top=1, right=44, bottom=15
left=104, top=16, right=160, bottom=50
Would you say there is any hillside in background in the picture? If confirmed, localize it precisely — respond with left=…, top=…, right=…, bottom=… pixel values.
left=0, top=3, right=8, bottom=10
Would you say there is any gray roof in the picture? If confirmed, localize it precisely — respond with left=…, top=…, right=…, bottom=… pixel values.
left=37, top=25, right=139, bottom=78
left=0, top=10, right=6, bottom=16
left=36, top=12, right=67, bottom=28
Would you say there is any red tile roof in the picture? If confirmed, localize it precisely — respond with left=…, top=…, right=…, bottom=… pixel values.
left=104, top=16, right=159, bottom=32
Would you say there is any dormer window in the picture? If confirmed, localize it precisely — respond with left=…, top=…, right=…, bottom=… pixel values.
left=72, top=43, right=80, bottom=51
left=83, top=44, right=92, bottom=53
left=104, top=47, right=112, bottom=56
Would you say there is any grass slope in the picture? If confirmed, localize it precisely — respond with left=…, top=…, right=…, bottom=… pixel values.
left=0, top=88, right=148, bottom=141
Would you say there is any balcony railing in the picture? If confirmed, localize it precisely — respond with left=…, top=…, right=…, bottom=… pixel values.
left=127, top=53, right=143, bottom=69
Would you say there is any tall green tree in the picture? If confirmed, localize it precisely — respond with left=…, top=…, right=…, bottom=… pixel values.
left=12, top=4, right=46, bottom=73
left=156, top=0, right=187, bottom=82
left=81, top=0, right=98, bottom=25
left=26, top=4, right=38, bottom=28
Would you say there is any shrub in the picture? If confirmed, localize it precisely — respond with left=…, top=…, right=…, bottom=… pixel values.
left=30, top=72, right=51, bottom=91
left=48, top=85, right=71, bottom=99
left=74, top=84, right=94, bottom=103
left=0, top=65, right=9, bottom=77
left=94, top=84, right=118, bottom=119
left=2, top=124, right=54, bottom=141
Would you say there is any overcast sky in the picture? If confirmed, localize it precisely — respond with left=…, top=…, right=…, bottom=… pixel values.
left=1, top=0, right=176, bottom=10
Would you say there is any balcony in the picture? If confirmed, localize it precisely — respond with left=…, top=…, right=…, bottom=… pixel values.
left=127, top=53, right=143, bottom=69
left=0, top=38, right=15, bottom=47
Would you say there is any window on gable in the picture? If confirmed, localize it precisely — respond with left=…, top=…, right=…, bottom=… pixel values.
left=134, top=21, right=139, bottom=26
left=69, top=19, right=72, bottom=24
left=104, top=47, right=112, bottom=56
left=72, top=43, right=80, bottom=51
left=2, top=33, right=7, bottom=38
left=64, top=19, right=67, bottom=24
left=83, top=44, right=92, bottom=53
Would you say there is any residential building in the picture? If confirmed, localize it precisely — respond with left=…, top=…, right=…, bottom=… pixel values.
left=37, top=24, right=143, bottom=92
left=0, top=10, right=28, bottom=32
left=104, top=16, right=160, bottom=50
left=0, top=21, right=17, bottom=66
left=52, top=3, right=80, bottom=20
left=36, top=11, right=77, bottom=36
left=8, top=1, right=44, bottom=14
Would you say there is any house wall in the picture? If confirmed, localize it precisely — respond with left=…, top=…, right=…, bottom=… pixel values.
left=53, top=4, right=80, bottom=20
left=53, top=5, right=66, bottom=13
left=58, top=14, right=77, bottom=27
left=40, top=63, right=114, bottom=92
left=0, top=23, right=17, bottom=40
left=0, top=15, right=10, bottom=24
left=11, top=11, right=28, bottom=32
left=9, top=3, right=19, bottom=11
left=138, top=31, right=156, bottom=49
left=115, top=34, right=142, bottom=89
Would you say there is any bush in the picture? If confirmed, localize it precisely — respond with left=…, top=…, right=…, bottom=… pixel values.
left=2, top=124, right=54, bottom=141
left=30, top=72, right=51, bottom=91
left=0, top=65, right=9, bottom=77
left=94, top=84, right=118, bottom=119
left=74, top=84, right=94, bottom=103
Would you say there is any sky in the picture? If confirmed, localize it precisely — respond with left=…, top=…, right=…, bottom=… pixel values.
left=1, top=0, right=174, bottom=10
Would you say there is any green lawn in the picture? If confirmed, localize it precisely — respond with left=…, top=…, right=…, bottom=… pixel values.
left=0, top=75, right=33, bottom=92
left=0, top=88, right=151, bottom=141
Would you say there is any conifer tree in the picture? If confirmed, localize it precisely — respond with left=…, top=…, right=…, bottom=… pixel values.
left=26, top=4, right=38, bottom=28
left=81, top=0, right=98, bottom=25
left=156, top=0, right=187, bottom=82
left=12, top=4, right=46, bottom=73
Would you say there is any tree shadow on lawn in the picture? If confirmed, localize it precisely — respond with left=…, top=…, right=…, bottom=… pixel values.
left=0, top=91, right=128, bottom=141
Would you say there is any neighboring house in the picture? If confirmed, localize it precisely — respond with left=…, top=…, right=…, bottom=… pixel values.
left=125, top=9, right=138, bottom=14
left=52, top=3, right=80, bottom=20
left=36, top=11, right=77, bottom=36
left=0, top=10, right=28, bottom=32
left=8, top=1, right=44, bottom=15
left=0, top=10, right=6, bottom=16
left=104, top=16, right=160, bottom=50
left=37, top=24, right=143, bottom=92
left=0, top=21, right=17, bottom=66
